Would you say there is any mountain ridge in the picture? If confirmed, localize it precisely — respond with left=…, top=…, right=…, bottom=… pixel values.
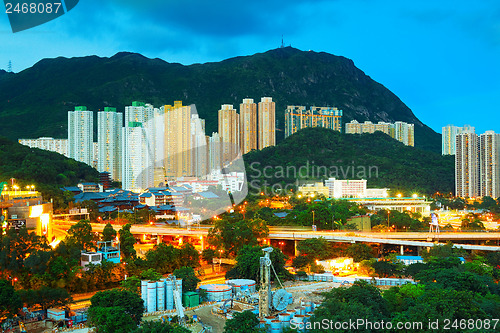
left=0, top=47, right=440, bottom=152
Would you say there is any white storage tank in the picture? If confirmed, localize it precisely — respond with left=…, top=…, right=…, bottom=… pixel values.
left=166, top=279, right=174, bottom=310
left=176, top=278, right=183, bottom=297
left=270, top=320, right=282, bottom=333
left=225, top=279, right=256, bottom=295
left=147, top=281, right=157, bottom=313
left=141, top=280, right=148, bottom=308
left=157, top=280, right=165, bottom=311
left=199, top=284, right=232, bottom=302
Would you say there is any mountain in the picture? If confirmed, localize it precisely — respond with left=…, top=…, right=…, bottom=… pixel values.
left=244, top=127, right=454, bottom=195
left=0, top=136, right=99, bottom=205
left=0, top=47, right=440, bottom=152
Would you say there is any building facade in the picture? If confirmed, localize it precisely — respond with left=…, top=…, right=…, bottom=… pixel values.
left=18, top=137, right=69, bottom=157
left=258, top=97, right=276, bottom=149
left=239, top=98, right=257, bottom=154
left=455, top=131, right=479, bottom=198
left=479, top=131, right=500, bottom=198
left=97, top=107, right=123, bottom=181
left=285, top=105, right=343, bottom=138
left=163, top=101, right=192, bottom=178
left=345, top=120, right=414, bottom=147
left=442, top=124, right=475, bottom=155
left=218, top=104, right=240, bottom=165
left=68, top=106, right=94, bottom=166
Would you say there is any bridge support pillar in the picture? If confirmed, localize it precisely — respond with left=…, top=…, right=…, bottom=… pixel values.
left=200, top=236, right=205, bottom=251
left=157, top=235, right=161, bottom=245
left=400, top=245, right=404, bottom=256
left=294, top=240, right=300, bottom=257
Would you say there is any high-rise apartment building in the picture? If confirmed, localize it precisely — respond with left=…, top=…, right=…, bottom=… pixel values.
left=258, top=97, right=276, bottom=149
left=239, top=98, right=257, bottom=154
left=18, top=137, right=69, bottom=157
left=455, top=130, right=479, bottom=198
left=209, top=132, right=222, bottom=172
left=285, top=105, right=342, bottom=138
left=122, top=122, right=154, bottom=191
left=97, top=107, right=123, bottom=181
left=442, top=124, right=475, bottom=155
left=163, top=101, right=192, bottom=178
left=345, top=120, right=414, bottom=146
left=218, top=104, right=240, bottom=165
left=191, top=114, right=208, bottom=178
left=68, top=106, right=93, bottom=166
left=479, top=131, right=500, bottom=198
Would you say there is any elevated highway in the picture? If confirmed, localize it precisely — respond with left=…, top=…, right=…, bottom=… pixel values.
left=53, top=221, right=500, bottom=252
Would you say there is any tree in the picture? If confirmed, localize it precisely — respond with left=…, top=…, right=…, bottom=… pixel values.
left=121, top=276, right=141, bottom=294
left=134, top=321, right=190, bottom=333
left=173, top=267, right=200, bottom=292
left=223, top=310, right=262, bottom=333
left=119, top=224, right=137, bottom=259
left=345, top=243, right=375, bottom=262
left=88, top=306, right=136, bottom=333
left=102, top=222, right=117, bottom=242
left=372, top=260, right=400, bottom=278
left=226, top=245, right=291, bottom=282
left=296, top=238, right=331, bottom=261
left=66, top=219, right=95, bottom=251
left=140, top=268, right=162, bottom=281
left=292, top=255, right=312, bottom=270
left=202, top=248, right=216, bottom=271
left=178, top=243, right=200, bottom=268
left=0, top=279, right=22, bottom=319
left=89, top=289, right=144, bottom=326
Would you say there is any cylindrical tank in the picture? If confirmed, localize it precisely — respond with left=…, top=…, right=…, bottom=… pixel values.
left=166, top=279, right=174, bottom=310
left=176, top=279, right=183, bottom=297
left=279, top=312, right=291, bottom=329
left=147, top=281, right=157, bottom=313
left=198, top=284, right=232, bottom=302
left=141, top=280, right=148, bottom=308
left=295, top=307, right=305, bottom=315
left=264, top=316, right=276, bottom=325
left=259, top=320, right=266, bottom=329
left=304, top=302, right=312, bottom=313
left=270, top=320, right=282, bottom=333
left=157, top=280, right=165, bottom=311
left=225, top=279, right=257, bottom=294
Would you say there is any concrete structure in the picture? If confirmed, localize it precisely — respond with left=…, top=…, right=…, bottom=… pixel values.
left=258, top=97, right=275, bottom=149
left=218, top=104, right=240, bottom=165
left=456, top=130, right=479, bottom=198
left=479, top=131, right=500, bottom=198
left=442, top=124, right=475, bottom=155
left=122, top=122, right=154, bottom=191
left=226, top=279, right=256, bottom=294
left=68, top=106, right=93, bottom=166
left=18, top=137, right=69, bottom=157
left=347, top=197, right=431, bottom=215
left=191, top=114, right=208, bottom=178
left=325, top=178, right=367, bottom=198
left=3, top=193, right=53, bottom=239
left=163, top=101, right=192, bottom=178
left=198, top=284, right=232, bottom=302
left=208, top=132, right=222, bottom=172
left=346, top=120, right=414, bottom=146
left=297, top=182, right=329, bottom=197
left=285, top=105, right=342, bottom=138
left=239, top=98, right=257, bottom=154
left=98, top=107, right=123, bottom=181
left=346, top=215, right=371, bottom=231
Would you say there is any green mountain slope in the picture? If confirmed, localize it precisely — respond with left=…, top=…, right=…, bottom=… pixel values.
left=244, top=127, right=454, bottom=195
left=0, top=137, right=99, bottom=205
left=0, top=47, right=440, bottom=152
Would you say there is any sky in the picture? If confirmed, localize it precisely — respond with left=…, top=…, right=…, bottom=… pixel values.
left=1, top=0, right=499, bottom=134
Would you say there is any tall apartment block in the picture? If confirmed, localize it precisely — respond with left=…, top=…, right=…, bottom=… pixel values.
left=163, top=101, right=192, bottom=178
left=68, top=106, right=93, bottom=166
left=97, top=107, right=123, bottom=181
left=18, top=137, right=69, bottom=157
left=122, top=102, right=156, bottom=191
left=191, top=114, right=208, bottom=178
left=258, top=97, right=275, bottom=149
left=218, top=104, right=240, bottom=165
left=209, top=132, right=222, bottom=172
left=442, top=124, right=475, bottom=155
left=455, top=130, right=479, bottom=198
left=284, top=105, right=342, bottom=138
left=345, top=120, right=414, bottom=147
left=479, top=131, right=500, bottom=198
left=239, top=98, right=257, bottom=154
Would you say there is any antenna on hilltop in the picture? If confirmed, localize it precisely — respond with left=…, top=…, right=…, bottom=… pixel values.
left=7, top=60, right=12, bottom=72
left=281, top=35, right=285, bottom=48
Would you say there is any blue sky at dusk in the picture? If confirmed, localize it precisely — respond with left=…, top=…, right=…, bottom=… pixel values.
left=1, top=0, right=499, bottom=134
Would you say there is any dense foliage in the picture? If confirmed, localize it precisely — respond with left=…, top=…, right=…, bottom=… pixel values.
left=0, top=136, right=98, bottom=208
left=245, top=128, right=454, bottom=195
